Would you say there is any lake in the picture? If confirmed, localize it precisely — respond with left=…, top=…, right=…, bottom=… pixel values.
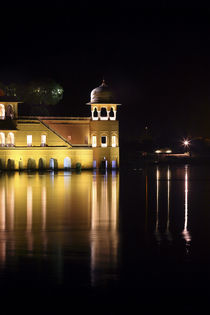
left=0, top=166, right=210, bottom=314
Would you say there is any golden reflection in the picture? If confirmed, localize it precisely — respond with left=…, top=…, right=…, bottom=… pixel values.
left=0, top=240, right=6, bottom=267
left=7, top=181, right=15, bottom=231
left=41, top=186, right=47, bottom=231
left=182, top=165, right=191, bottom=243
left=0, top=172, right=119, bottom=280
left=166, top=167, right=171, bottom=239
left=27, top=186, right=33, bottom=232
left=90, top=171, right=119, bottom=286
left=155, top=167, right=160, bottom=241
left=145, top=174, right=148, bottom=232
left=0, top=186, right=6, bottom=231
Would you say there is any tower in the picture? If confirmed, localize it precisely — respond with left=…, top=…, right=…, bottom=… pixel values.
left=87, top=80, right=121, bottom=169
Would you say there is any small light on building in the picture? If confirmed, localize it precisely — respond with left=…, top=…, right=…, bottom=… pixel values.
left=155, top=150, right=162, bottom=154
left=166, top=150, right=172, bottom=153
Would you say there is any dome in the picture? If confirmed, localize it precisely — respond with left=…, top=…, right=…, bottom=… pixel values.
left=89, top=80, right=115, bottom=104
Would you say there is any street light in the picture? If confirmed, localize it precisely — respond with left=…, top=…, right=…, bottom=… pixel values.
left=182, top=139, right=191, bottom=155
left=183, top=140, right=190, bottom=147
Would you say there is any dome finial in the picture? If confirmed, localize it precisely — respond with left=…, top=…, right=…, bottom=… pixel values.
left=101, top=77, right=107, bottom=87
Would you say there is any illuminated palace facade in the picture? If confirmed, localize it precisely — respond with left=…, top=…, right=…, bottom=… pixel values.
left=0, top=81, right=120, bottom=170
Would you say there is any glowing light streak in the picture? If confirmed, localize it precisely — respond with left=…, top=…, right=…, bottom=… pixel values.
left=182, top=165, right=191, bottom=243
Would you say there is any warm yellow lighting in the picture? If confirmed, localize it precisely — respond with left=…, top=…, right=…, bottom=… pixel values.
left=112, top=136, right=116, bottom=147
left=27, top=135, right=32, bottom=147
left=182, top=165, right=191, bottom=243
left=166, top=150, right=172, bottom=153
left=92, top=135, right=97, bottom=147
left=155, top=150, right=162, bottom=153
left=0, top=104, right=5, bottom=119
left=0, top=132, right=5, bottom=146
left=7, top=132, right=15, bottom=146
left=41, top=135, right=46, bottom=146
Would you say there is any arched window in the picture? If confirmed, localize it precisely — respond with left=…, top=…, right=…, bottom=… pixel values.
left=112, top=135, right=117, bottom=147
left=41, top=135, right=47, bottom=146
left=27, top=135, right=32, bottom=146
left=6, top=104, right=14, bottom=119
left=7, top=132, right=15, bottom=147
left=110, top=107, right=116, bottom=120
left=101, top=136, right=107, bottom=147
left=93, top=108, right=98, bottom=117
left=0, top=132, right=5, bottom=146
left=0, top=104, right=5, bottom=120
left=64, top=157, right=71, bottom=169
left=92, top=135, right=97, bottom=147
left=49, top=158, right=54, bottom=170
left=100, top=107, right=108, bottom=120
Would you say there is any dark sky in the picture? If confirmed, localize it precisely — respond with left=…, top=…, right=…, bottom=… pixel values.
left=0, top=5, right=209, bottom=143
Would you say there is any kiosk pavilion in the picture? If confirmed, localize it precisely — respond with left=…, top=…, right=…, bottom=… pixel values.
left=0, top=81, right=120, bottom=170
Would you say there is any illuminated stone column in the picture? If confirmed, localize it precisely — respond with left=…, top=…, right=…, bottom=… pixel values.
left=97, top=110, right=101, bottom=120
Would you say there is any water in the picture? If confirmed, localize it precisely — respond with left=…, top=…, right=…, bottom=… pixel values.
left=0, top=166, right=210, bottom=314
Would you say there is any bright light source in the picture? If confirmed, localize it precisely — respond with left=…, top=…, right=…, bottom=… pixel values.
left=183, top=139, right=190, bottom=146
left=155, top=150, right=162, bottom=153
left=166, top=150, right=172, bottom=153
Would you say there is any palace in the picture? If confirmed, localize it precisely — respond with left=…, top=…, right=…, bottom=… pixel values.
left=0, top=81, right=120, bottom=170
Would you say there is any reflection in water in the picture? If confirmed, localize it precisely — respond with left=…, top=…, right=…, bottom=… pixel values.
left=0, top=186, right=5, bottom=231
left=41, top=186, right=47, bottom=231
left=155, top=166, right=191, bottom=246
left=0, top=185, right=6, bottom=266
left=27, top=185, right=33, bottom=254
left=182, top=165, right=191, bottom=244
left=0, top=172, right=119, bottom=287
left=166, top=167, right=172, bottom=240
left=155, top=167, right=161, bottom=242
left=91, top=171, right=119, bottom=286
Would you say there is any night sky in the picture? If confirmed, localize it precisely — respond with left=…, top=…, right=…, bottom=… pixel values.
left=0, top=5, right=209, bottom=144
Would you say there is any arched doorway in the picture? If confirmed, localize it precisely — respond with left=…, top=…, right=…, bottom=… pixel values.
left=100, top=159, right=108, bottom=169
left=49, top=158, right=54, bottom=170
left=49, top=158, right=58, bottom=170
left=0, top=104, right=5, bottom=119
left=7, top=159, right=15, bottom=171
left=112, top=160, right=117, bottom=169
left=27, top=158, right=36, bottom=170
left=0, top=159, right=4, bottom=170
left=38, top=158, right=45, bottom=170
left=64, top=157, right=71, bottom=169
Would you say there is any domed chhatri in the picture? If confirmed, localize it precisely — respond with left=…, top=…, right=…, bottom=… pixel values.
left=90, top=80, right=114, bottom=104
left=87, top=80, right=121, bottom=121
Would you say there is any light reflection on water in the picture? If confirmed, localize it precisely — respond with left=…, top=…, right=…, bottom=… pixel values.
left=0, top=166, right=197, bottom=290
left=0, top=166, right=209, bottom=314
left=0, top=171, right=119, bottom=288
